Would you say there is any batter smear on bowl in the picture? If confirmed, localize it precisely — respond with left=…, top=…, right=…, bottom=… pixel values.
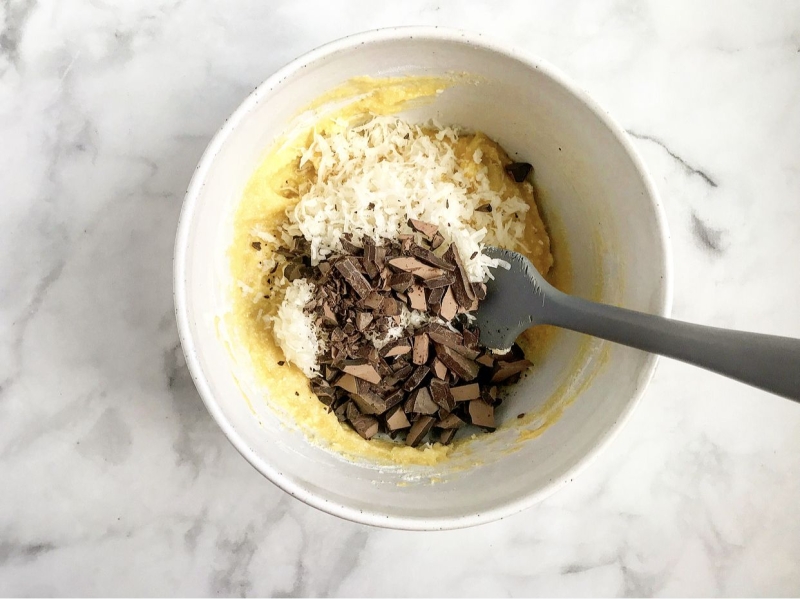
left=233, top=114, right=554, bottom=449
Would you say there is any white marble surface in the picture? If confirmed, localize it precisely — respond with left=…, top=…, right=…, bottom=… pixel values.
left=1, top=0, right=799, bottom=595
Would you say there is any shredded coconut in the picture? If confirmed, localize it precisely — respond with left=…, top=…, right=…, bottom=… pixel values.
left=271, top=279, right=322, bottom=378
left=281, top=116, right=529, bottom=283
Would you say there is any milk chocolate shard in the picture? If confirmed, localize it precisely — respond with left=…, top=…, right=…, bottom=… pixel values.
left=505, top=162, right=533, bottom=183
left=490, top=359, right=532, bottom=383
left=334, top=256, right=373, bottom=298
left=408, top=218, right=439, bottom=240
left=429, top=379, right=455, bottom=411
left=451, top=383, right=481, bottom=402
left=468, top=400, right=495, bottom=429
left=342, top=360, right=382, bottom=384
left=406, top=415, right=436, bottom=447
left=434, top=344, right=480, bottom=380
left=438, top=428, right=457, bottom=445
left=385, top=404, right=410, bottom=431
left=436, top=412, right=465, bottom=429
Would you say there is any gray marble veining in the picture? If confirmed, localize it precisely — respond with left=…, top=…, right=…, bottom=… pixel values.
left=1, top=0, right=799, bottom=595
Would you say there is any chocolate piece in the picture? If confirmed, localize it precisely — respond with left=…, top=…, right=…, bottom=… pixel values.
left=475, top=204, right=492, bottom=213
left=355, top=312, right=373, bottom=331
left=317, top=261, right=332, bottom=276
left=405, top=415, right=435, bottom=447
left=476, top=353, right=495, bottom=367
left=374, top=246, right=386, bottom=269
left=422, top=272, right=456, bottom=289
left=429, top=379, right=455, bottom=411
left=347, top=404, right=379, bottom=439
left=426, top=286, right=445, bottom=314
left=439, top=287, right=458, bottom=321
left=442, top=245, right=475, bottom=307
left=451, top=343, right=480, bottom=361
left=407, top=284, right=427, bottom=311
left=403, top=365, right=430, bottom=392
left=462, top=327, right=479, bottom=349
left=322, top=302, right=338, bottom=326
left=436, top=412, right=465, bottom=429
left=389, top=272, right=414, bottom=292
left=383, top=388, right=406, bottom=411
left=388, top=256, right=428, bottom=273
left=468, top=400, right=495, bottom=429
left=398, top=234, right=414, bottom=251
left=408, top=219, right=439, bottom=239
left=412, top=333, right=429, bottom=365
left=471, top=282, right=487, bottom=300
left=381, top=296, right=400, bottom=316
left=490, top=359, right=532, bottom=383
left=426, top=323, right=464, bottom=350
left=410, top=387, right=438, bottom=415
left=350, top=380, right=388, bottom=415
left=410, top=245, right=455, bottom=271
left=334, top=257, right=372, bottom=298
left=334, top=373, right=359, bottom=394
left=451, top=383, right=481, bottom=402
left=310, top=380, right=336, bottom=406
left=342, top=360, right=382, bottom=384
left=381, top=339, right=412, bottom=358
left=334, top=400, right=350, bottom=422
left=385, top=404, right=410, bottom=431
left=438, top=428, right=457, bottom=445
left=505, top=162, right=533, bottom=182
left=431, top=357, right=448, bottom=380
left=362, top=291, right=384, bottom=310
left=430, top=232, right=445, bottom=250
left=251, top=241, right=262, bottom=250
left=435, top=344, right=480, bottom=380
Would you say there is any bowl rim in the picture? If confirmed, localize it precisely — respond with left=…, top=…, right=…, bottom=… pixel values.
left=173, top=25, right=674, bottom=531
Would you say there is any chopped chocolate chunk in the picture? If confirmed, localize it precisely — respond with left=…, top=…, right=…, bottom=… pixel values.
left=385, top=404, right=410, bottom=431
left=389, top=272, right=414, bottom=292
left=490, top=359, right=532, bottom=383
left=407, top=284, right=427, bottom=311
left=442, top=244, right=476, bottom=306
left=310, top=380, right=336, bottom=405
left=342, top=360, right=382, bottom=384
left=475, top=204, right=492, bottom=213
left=426, top=323, right=464, bottom=349
left=347, top=404, right=379, bottom=439
left=340, top=237, right=362, bottom=255
left=334, top=400, right=351, bottom=422
left=426, top=286, right=445, bottom=313
left=438, top=428, right=457, bottom=445
left=517, top=412, right=525, bottom=419
left=251, top=241, right=262, bottom=250
left=381, top=296, right=400, bottom=316
left=468, top=400, right=495, bottom=429
left=436, top=412, right=465, bottom=429
left=476, top=353, right=495, bottom=368
left=403, top=365, right=430, bottom=392
left=439, top=286, right=458, bottom=321
left=435, top=344, right=480, bottom=380
left=362, top=291, right=384, bottom=310
left=451, top=343, right=480, bottom=360
left=431, top=357, right=448, bottom=380
left=505, top=162, right=533, bottom=183
left=429, top=379, right=455, bottom=412
left=410, top=245, right=455, bottom=270
left=381, top=339, right=412, bottom=358
left=388, top=256, right=427, bottom=273
left=410, top=387, right=438, bottom=415
left=334, top=257, right=373, bottom=298
left=412, top=333, right=429, bottom=365
left=405, top=415, right=436, bottom=447
left=451, top=383, right=481, bottom=402
left=334, top=373, right=358, bottom=394
left=422, top=272, right=456, bottom=289
left=322, top=302, right=337, bottom=326
left=317, top=261, right=331, bottom=276
left=355, top=312, right=373, bottom=331
left=383, top=388, right=406, bottom=411
left=408, top=219, right=439, bottom=239
left=430, top=232, right=445, bottom=250
left=350, top=380, right=388, bottom=415
left=471, top=282, right=487, bottom=300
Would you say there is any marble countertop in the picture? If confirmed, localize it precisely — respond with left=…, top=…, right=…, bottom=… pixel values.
left=2, top=1, right=799, bottom=596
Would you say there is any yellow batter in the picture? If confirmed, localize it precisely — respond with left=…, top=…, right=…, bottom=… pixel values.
left=227, top=76, right=571, bottom=466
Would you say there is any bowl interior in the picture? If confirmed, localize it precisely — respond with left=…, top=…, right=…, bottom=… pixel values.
left=176, top=32, right=669, bottom=529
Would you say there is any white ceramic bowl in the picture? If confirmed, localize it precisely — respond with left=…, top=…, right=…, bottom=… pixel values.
left=174, top=27, right=672, bottom=530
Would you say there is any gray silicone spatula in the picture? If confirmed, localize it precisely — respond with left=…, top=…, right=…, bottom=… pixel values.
left=474, top=247, right=800, bottom=402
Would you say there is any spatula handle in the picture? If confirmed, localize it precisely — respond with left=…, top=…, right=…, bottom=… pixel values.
left=542, top=289, right=800, bottom=402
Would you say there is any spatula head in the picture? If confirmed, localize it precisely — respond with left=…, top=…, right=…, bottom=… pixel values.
left=474, top=247, right=548, bottom=350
